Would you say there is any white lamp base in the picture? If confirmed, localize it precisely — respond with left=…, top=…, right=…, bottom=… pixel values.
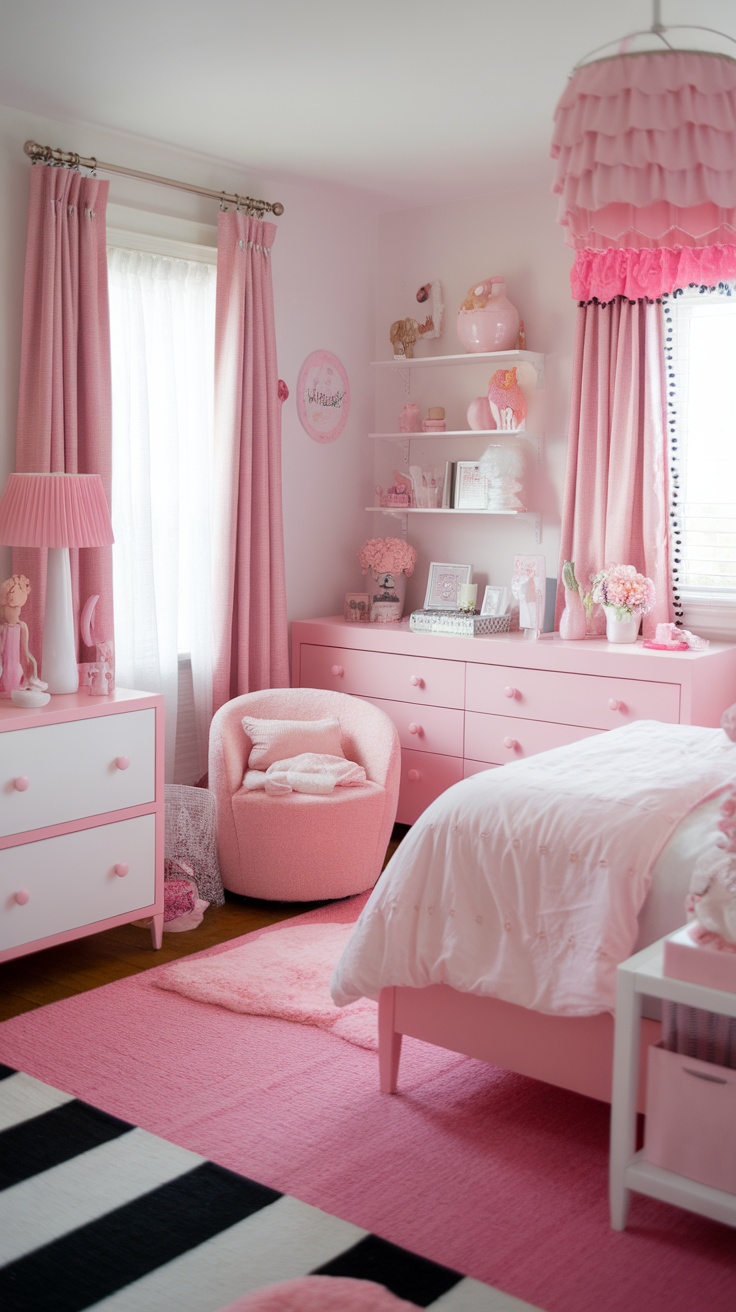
left=42, top=547, right=80, bottom=693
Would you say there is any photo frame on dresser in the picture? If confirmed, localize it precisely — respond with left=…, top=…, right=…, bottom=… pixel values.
left=424, top=561, right=473, bottom=610
left=480, top=585, right=509, bottom=617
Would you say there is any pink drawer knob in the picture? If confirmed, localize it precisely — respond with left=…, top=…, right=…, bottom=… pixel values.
left=114, top=862, right=129, bottom=878
left=407, top=768, right=421, bottom=782
left=13, top=775, right=29, bottom=792
left=407, top=722, right=421, bottom=736
left=14, top=889, right=30, bottom=906
left=608, top=699, right=626, bottom=713
left=504, top=686, right=518, bottom=700
left=504, top=737, right=519, bottom=751
left=409, top=675, right=424, bottom=688
left=115, top=755, right=130, bottom=771
left=330, top=664, right=344, bottom=677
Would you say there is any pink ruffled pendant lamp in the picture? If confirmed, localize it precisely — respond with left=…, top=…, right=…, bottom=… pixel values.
left=550, top=1, right=736, bottom=302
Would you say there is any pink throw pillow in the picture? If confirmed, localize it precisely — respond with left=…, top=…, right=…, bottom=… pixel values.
left=242, top=716, right=344, bottom=769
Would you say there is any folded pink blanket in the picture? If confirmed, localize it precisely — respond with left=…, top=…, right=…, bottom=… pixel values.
left=243, top=752, right=367, bottom=796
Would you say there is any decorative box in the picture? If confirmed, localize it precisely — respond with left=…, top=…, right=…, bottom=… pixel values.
left=379, top=492, right=410, bottom=508
left=663, top=924, right=736, bottom=994
left=643, top=1042, right=736, bottom=1194
left=409, top=609, right=512, bottom=637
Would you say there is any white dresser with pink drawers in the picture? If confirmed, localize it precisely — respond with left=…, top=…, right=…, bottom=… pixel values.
left=291, top=617, right=736, bottom=825
left=0, top=688, right=165, bottom=964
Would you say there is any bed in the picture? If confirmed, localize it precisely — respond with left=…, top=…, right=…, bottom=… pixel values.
left=330, top=719, right=736, bottom=1106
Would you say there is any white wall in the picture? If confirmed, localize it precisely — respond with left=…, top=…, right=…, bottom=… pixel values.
left=0, top=103, right=378, bottom=638
left=374, top=186, right=577, bottom=616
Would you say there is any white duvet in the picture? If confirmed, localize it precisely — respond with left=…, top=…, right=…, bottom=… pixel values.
left=330, top=721, right=736, bottom=1017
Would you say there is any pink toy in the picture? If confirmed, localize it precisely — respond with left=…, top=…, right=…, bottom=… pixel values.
left=487, top=367, right=527, bottom=430
left=0, top=575, right=47, bottom=698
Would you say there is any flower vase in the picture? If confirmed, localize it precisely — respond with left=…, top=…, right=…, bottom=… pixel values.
left=370, top=569, right=407, bottom=623
left=603, top=605, right=641, bottom=644
left=559, top=587, right=587, bottom=640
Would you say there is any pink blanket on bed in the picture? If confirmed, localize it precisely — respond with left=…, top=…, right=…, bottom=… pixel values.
left=331, top=721, right=736, bottom=1017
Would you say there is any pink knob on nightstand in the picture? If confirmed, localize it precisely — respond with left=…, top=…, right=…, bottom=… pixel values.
left=407, top=769, right=420, bottom=782
left=330, top=664, right=344, bottom=677
left=14, top=889, right=30, bottom=905
left=504, top=737, right=519, bottom=751
left=115, top=755, right=130, bottom=771
left=13, top=775, right=29, bottom=791
left=608, top=699, right=626, bottom=713
left=408, top=722, right=421, bottom=735
left=114, top=863, right=129, bottom=878
left=504, top=686, right=518, bottom=700
left=409, top=675, right=424, bottom=688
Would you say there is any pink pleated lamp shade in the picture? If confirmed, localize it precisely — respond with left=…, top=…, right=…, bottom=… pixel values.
left=0, top=473, right=114, bottom=548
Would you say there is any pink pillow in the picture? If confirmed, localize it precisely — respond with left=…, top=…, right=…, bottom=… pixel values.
left=242, top=716, right=344, bottom=770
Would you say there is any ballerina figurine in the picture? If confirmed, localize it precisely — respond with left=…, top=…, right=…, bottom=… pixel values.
left=0, top=575, right=48, bottom=697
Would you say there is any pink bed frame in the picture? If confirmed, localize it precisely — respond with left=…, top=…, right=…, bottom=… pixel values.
left=378, top=983, right=661, bottom=1110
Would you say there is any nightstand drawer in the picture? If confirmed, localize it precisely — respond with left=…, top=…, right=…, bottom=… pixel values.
left=300, top=644, right=464, bottom=708
left=465, top=711, right=600, bottom=765
left=465, top=664, right=680, bottom=730
left=364, top=695, right=464, bottom=757
left=0, top=814, right=156, bottom=951
left=0, top=709, right=155, bottom=839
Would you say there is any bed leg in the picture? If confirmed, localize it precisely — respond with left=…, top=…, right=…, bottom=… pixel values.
left=378, top=987, right=402, bottom=1093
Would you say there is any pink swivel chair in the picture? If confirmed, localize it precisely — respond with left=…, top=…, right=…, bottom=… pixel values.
left=208, top=687, right=401, bottom=900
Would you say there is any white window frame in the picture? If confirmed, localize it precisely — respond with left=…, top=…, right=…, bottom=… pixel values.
left=663, top=284, right=736, bottom=640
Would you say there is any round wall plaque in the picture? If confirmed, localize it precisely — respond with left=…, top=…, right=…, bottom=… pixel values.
left=296, top=349, right=350, bottom=443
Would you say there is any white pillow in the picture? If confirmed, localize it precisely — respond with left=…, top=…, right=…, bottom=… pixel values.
left=242, top=716, right=344, bottom=770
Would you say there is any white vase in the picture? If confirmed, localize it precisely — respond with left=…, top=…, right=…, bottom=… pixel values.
left=370, top=569, right=407, bottom=622
left=603, top=605, right=641, bottom=644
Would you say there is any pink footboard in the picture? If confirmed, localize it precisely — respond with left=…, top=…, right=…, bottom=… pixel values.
left=378, top=984, right=660, bottom=1110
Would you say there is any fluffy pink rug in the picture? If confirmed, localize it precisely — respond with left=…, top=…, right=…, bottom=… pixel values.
left=153, top=922, right=378, bottom=1048
left=222, top=1276, right=417, bottom=1310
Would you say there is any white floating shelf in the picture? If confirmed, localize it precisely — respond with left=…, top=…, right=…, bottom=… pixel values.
left=371, top=349, right=543, bottom=369
left=368, top=429, right=535, bottom=441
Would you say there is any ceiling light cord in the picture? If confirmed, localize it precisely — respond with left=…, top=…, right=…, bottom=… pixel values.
left=573, top=1, right=736, bottom=70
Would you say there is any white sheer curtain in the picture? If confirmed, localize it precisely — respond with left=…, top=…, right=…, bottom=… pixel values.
left=107, top=246, right=216, bottom=781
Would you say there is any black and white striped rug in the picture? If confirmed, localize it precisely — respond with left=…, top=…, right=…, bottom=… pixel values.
left=0, top=1065, right=538, bottom=1311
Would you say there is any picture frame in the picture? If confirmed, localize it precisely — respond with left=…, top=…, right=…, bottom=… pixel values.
left=423, top=561, right=473, bottom=610
left=480, top=585, right=509, bottom=617
left=452, top=461, right=487, bottom=510
left=296, top=349, right=350, bottom=444
left=344, top=592, right=370, bottom=623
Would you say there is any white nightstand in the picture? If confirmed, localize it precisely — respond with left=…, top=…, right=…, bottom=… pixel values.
left=610, top=933, right=736, bottom=1230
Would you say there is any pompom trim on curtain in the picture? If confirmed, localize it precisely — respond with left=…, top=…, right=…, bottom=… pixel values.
left=571, top=242, right=736, bottom=303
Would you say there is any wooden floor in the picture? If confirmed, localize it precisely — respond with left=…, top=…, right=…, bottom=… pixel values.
left=0, top=825, right=408, bottom=1023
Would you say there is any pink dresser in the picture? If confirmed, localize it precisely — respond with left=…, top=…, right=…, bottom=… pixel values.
left=291, top=617, right=736, bottom=825
left=0, top=688, right=165, bottom=963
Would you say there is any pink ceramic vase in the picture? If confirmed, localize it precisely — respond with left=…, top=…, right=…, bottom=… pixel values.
left=456, top=279, right=520, bottom=353
left=559, top=587, right=587, bottom=640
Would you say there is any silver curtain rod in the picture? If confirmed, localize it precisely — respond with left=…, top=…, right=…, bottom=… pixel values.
left=23, top=140, right=284, bottom=218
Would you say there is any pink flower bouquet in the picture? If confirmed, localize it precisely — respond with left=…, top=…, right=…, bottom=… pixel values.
left=358, top=537, right=417, bottom=578
left=590, top=564, right=655, bottom=618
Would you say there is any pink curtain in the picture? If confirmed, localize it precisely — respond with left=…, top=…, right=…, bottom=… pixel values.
left=212, top=211, right=288, bottom=712
left=14, top=164, right=114, bottom=662
left=557, top=298, right=671, bottom=637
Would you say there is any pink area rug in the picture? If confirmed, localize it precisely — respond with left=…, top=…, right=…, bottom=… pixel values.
left=0, top=896, right=734, bottom=1312
left=153, top=921, right=378, bottom=1049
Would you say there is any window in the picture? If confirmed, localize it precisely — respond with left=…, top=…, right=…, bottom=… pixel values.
left=665, top=284, right=736, bottom=635
left=107, top=240, right=217, bottom=781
